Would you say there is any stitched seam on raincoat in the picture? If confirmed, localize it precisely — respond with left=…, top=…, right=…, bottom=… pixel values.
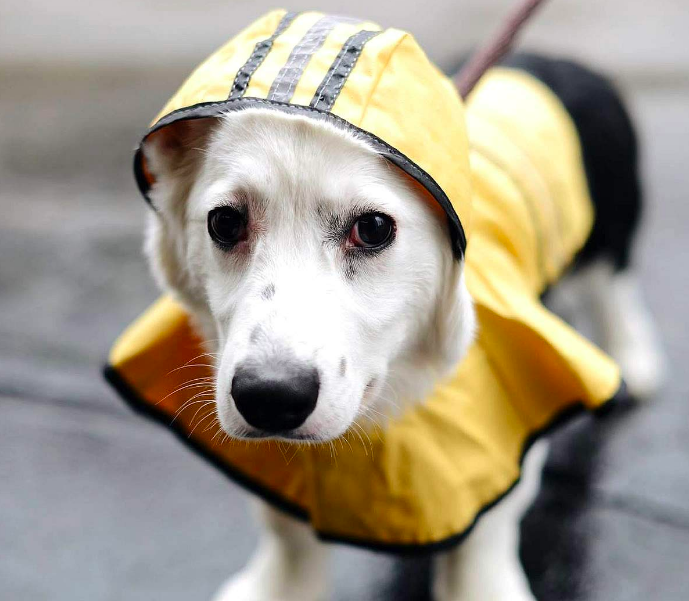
left=268, top=15, right=359, bottom=103
left=496, top=67, right=576, bottom=243
left=472, top=106, right=566, bottom=270
left=355, top=32, right=409, bottom=127
left=310, top=30, right=382, bottom=111
left=470, top=143, right=548, bottom=283
left=228, top=11, right=299, bottom=100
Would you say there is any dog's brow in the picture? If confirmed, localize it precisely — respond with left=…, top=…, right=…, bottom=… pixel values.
left=320, top=201, right=382, bottom=244
left=210, top=188, right=269, bottom=212
left=214, top=188, right=251, bottom=208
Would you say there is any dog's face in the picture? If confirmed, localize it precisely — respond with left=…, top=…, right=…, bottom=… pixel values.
left=143, top=109, right=475, bottom=442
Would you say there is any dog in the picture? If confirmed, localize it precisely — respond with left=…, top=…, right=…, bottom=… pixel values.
left=106, top=11, right=665, bottom=601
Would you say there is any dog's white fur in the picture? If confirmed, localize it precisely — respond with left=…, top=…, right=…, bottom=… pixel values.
left=145, top=110, right=475, bottom=441
left=143, top=108, right=664, bottom=600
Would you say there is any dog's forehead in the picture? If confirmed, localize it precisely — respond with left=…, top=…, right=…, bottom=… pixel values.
left=205, top=110, right=389, bottom=204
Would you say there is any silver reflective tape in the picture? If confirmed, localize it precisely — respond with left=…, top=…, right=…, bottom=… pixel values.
left=267, top=15, right=359, bottom=104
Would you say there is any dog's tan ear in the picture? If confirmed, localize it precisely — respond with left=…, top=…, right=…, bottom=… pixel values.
left=141, top=118, right=217, bottom=193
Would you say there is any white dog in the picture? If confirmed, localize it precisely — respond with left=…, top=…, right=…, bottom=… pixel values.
left=109, top=12, right=664, bottom=600
left=139, top=97, right=663, bottom=601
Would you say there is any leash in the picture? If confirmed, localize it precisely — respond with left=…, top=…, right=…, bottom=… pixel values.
left=455, top=0, right=550, bottom=98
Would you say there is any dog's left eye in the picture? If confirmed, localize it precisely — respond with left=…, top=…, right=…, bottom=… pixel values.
left=348, top=213, right=394, bottom=249
left=208, top=207, right=248, bottom=248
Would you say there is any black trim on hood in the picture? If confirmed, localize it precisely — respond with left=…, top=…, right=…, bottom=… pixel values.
left=134, top=97, right=467, bottom=258
left=104, top=361, right=628, bottom=556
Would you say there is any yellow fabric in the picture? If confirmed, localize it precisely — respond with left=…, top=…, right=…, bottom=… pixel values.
left=108, top=12, right=621, bottom=549
left=143, top=9, right=472, bottom=250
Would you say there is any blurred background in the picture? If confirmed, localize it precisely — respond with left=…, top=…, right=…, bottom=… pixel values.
left=1, top=1, right=688, bottom=599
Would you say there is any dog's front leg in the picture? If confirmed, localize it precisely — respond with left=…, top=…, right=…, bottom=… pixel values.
left=432, top=440, right=549, bottom=601
left=212, top=499, right=329, bottom=601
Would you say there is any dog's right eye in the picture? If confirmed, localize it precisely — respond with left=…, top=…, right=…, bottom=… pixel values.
left=208, top=207, right=248, bottom=249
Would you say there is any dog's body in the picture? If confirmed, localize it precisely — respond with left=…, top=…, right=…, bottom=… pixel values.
left=111, top=14, right=664, bottom=599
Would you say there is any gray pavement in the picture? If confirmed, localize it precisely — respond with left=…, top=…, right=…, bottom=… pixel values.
left=2, top=1, right=689, bottom=600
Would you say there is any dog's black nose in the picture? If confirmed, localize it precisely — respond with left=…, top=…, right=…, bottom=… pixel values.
left=231, top=363, right=319, bottom=432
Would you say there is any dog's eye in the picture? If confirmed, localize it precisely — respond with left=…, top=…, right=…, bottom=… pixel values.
left=349, top=213, right=394, bottom=249
left=208, top=207, right=247, bottom=248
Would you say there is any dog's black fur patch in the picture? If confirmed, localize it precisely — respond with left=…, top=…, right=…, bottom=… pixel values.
left=500, top=53, right=643, bottom=272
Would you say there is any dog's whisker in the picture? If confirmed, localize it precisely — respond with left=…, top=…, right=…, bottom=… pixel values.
left=160, top=379, right=215, bottom=401
left=190, top=401, right=218, bottom=429
left=210, top=423, right=227, bottom=443
left=276, top=442, right=291, bottom=464
left=284, top=446, right=301, bottom=465
left=360, top=404, right=388, bottom=423
left=172, top=382, right=215, bottom=396
left=172, top=397, right=215, bottom=419
left=375, top=377, right=403, bottom=413
left=188, top=407, right=219, bottom=437
left=155, top=381, right=213, bottom=406
left=350, top=421, right=372, bottom=457
left=174, top=376, right=216, bottom=386
left=203, top=416, right=222, bottom=434
left=358, top=408, right=386, bottom=444
left=170, top=390, right=216, bottom=413
left=340, top=434, right=353, bottom=453
left=167, top=397, right=213, bottom=421
left=181, top=351, right=221, bottom=365
left=327, top=440, right=339, bottom=465
left=172, top=400, right=214, bottom=425
left=184, top=387, right=216, bottom=401
left=167, top=363, right=217, bottom=376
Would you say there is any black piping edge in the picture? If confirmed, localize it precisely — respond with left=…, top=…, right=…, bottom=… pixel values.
left=132, top=97, right=466, bottom=259
left=104, top=361, right=627, bottom=556
left=103, top=364, right=310, bottom=522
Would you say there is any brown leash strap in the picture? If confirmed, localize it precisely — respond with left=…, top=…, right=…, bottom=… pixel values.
left=454, top=0, right=550, bottom=98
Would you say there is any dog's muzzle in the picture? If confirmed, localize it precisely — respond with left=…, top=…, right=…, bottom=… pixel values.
left=231, top=362, right=319, bottom=432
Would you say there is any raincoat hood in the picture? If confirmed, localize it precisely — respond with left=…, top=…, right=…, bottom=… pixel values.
left=107, top=10, right=623, bottom=553
left=134, top=9, right=470, bottom=257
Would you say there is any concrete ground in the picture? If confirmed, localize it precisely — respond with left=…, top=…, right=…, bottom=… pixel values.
left=1, top=1, right=688, bottom=599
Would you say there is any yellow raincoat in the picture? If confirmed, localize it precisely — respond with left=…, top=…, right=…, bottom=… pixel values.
left=105, top=10, right=622, bottom=553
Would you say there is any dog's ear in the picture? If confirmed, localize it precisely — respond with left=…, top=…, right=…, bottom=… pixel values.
left=140, top=118, right=217, bottom=208
left=141, top=118, right=218, bottom=334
